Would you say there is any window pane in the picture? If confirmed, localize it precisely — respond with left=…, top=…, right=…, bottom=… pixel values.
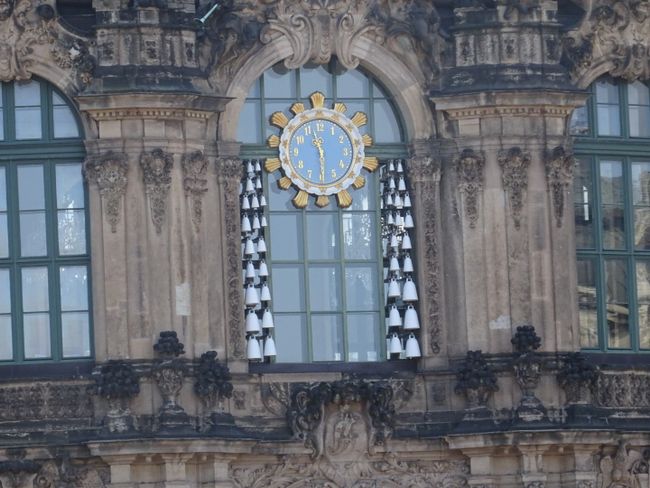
left=574, top=157, right=594, bottom=249
left=570, top=105, right=589, bottom=136
left=23, top=313, right=50, bottom=358
left=271, top=265, right=305, bottom=312
left=345, top=265, right=379, bottom=311
left=628, top=81, right=650, bottom=105
left=345, top=172, right=375, bottom=211
left=604, top=259, right=630, bottom=349
left=300, top=65, right=332, bottom=98
left=308, top=265, right=340, bottom=312
left=577, top=259, right=598, bottom=348
left=336, top=69, right=369, bottom=98
left=53, top=106, right=79, bottom=138
left=311, top=314, right=343, bottom=361
left=60, top=265, right=88, bottom=311
left=0, top=315, right=12, bottom=360
left=264, top=101, right=292, bottom=138
left=347, top=313, right=380, bottom=362
left=0, top=167, right=6, bottom=211
left=58, top=210, right=86, bottom=255
left=0, top=214, right=7, bottom=258
left=21, top=267, right=49, bottom=312
left=596, top=81, right=619, bottom=104
left=274, top=314, right=307, bottom=362
left=15, top=108, right=42, bottom=140
left=238, top=101, right=262, bottom=144
left=14, top=80, right=41, bottom=106
left=56, top=163, right=84, bottom=208
left=0, top=84, right=3, bottom=140
left=636, top=261, right=650, bottom=349
left=264, top=68, right=296, bottom=99
left=600, top=161, right=625, bottom=249
left=0, top=269, right=10, bottom=314
left=374, top=99, right=401, bottom=143
left=18, top=165, right=44, bottom=210
left=268, top=171, right=296, bottom=211
left=61, top=312, right=90, bottom=357
left=597, top=105, right=621, bottom=136
left=629, top=106, right=650, bottom=138
left=269, top=214, right=303, bottom=260
left=632, top=162, right=650, bottom=249
left=20, top=212, right=47, bottom=256
left=343, top=213, right=377, bottom=260
left=306, top=213, right=339, bottom=260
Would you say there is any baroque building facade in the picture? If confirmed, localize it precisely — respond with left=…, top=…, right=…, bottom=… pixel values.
left=1, top=0, right=650, bottom=487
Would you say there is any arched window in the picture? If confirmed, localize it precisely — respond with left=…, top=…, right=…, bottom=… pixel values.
left=0, top=79, right=90, bottom=362
left=572, top=78, right=650, bottom=352
left=238, top=64, right=419, bottom=364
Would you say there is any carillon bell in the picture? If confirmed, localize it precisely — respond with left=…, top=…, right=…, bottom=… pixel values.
left=389, top=255, right=400, bottom=272
left=389, top=161, right=395, bottom=172
left=404, top=212, right=414, bottom=229
left=245, top=177, right=254, bottom=193
left=402, top=277, right=418, bottom=302
left=255, top=177, right=262, bottom=190
left=388, top=278, right=401, bottom=299
left=258, top=260, right=269, bottom=277
left=257, top=238, right=267, bottom=253
left=394, top=193, right=403, bottom=208
left=389, top=177, right=396, bottom=190
left=387, top=213, right=395, bottom=225
left=263, top=335, right=277, bottom=357
left=390, top=234, right=399, bottom=249
left=385, top=193, right=394, bottom=207
left=403, top=254, right=414, bottom=273
left=396, top=213, right=404, bottom=227
left=405, top=334, right=421, bottom=358
left=241, top=215, right=251, bottom=233
left=242, top=196, right=250, bottom=210
left=246, top=161, right=254, bottom=174
left=259, top=195, right=267, bottom=207
left=389, top=305, right=402, bottom=327
left=404, top=193, right=412, bottom=208
left=403, top=305, right=420, bottom=330
left=262, top=308, right=274, bottom=328
left=250, top=194, right=260, bottom=209
left=401, top=232, right=412, bottom=250
left=245, top=260, right=256, bottom=279
left=247, top=336, right=262, bottom=360
left=397, top=161, right=404, bottom=173
left=244, top=238, right=255, bottom=256
left=252, top=214, right=261, bottom=230
left=398, top=177, right=406, bottom=191
left=245, top=309, right=261, bottom=333
left=261, top=215, right=268, bottom=227
left=244, top=284, right=260, bottom=306
left=254, top=160, right=262, bottom=172
left=260, top=283, right=272, bottom=302
left=389, top=333, right=402, bottom=354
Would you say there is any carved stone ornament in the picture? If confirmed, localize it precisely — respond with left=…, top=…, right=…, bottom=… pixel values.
left=90, top=360, right=140, bottom=433
left=152, top=331, right=188, bottom=426
left=498, top=147, right=531, bottom=230
left=407, top=155, right=442, bottom=354
left=193, top=350, right=233, bottom=413
left=455, top=350, right=498, bottom=410
left=545, top=146, right=575, bottom=228
left=0, top=450, right=41, bottom=488
left=203, top=0, right=441, bottom=90
left=511, top=325, right=545, bottom=422
left=557, top=352, right=598, bottom=405
left=597, top=441, right=650, bottom=488
left=594, top=371, right=650, bottom=408
left=0, top=0, right=94, bottom=84
left=563, top=1, right=650, bottom=84
left=140, top=148, right=173, bottom=234
left=83, top=151, right=128, bottom=233
left=456, top=149, right=485, bottom=229
left=216, top=157, right=245, bottom=359
left=181, top=150, right=209, bottom=231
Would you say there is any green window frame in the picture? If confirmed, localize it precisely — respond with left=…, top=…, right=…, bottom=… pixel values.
left=573, top=78, right=650, bottom=352
left=0, top=78, right=91, bottom=363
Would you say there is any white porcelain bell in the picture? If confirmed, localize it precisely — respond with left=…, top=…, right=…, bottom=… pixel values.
left=245, top=177, right=254, bottom=193
left=255, top=177, right=262, bottom=190
left=389, top=305, right=402, bottom=327
left=260, top=283, right=272, bottom=302
left=244, top=238, right=255, bottom=256
left=397, top=161, right=404, bottom=173
left=403, top=305, right=420, bottom=330
left=387, top=213, right=394, bottom=225
left=394, top=193, right=403, bottom=208
left=385, top=193, right=394, bottom=207
left=401, top=232, right=412, bottom=250
left=389, top=255, right=400, bottom=272
left=262, top=308, right=274, bottom=328
left=402, top=277, right=418, bottom=302
left=242, top=196, right=250, bottom=210
left=389, top=161, right=395, bottom=172
left=403, top=193, right=412, bottom=208
left=389, top=177, right=396, bottom=190
left=250, top=194, right=260, bottom=209
left=246, top=161, right=254, bottom=174
left=245, top=260, right=256, bottom=279
left=254, top=160, right=262, bottom=172
left=247, top=336, right=262, bottom=360
left=252, top=214, right=261, bottom=230
left=261, top=215, right=268, bottom=227
left=388, top=278, right=401, bottom=299
left=264, top=335, right=277, bottom=357
left=389, top=333, right=402, bottom=354
left=258, top=260, right=269, bottom=277
left=257, top=237, right=267, bottom=253
left=241, top=215, right=251, bottom=233
left=403, top=254, right=414, bottom=273
left=404, top=212, right=414, bottom=229
left=405, top=334, right=421, bottom=358
left=245, top=309, right=261, bottom=333
left=398, top=177, right=406, bottom=191
left=244, top=284, right=260, bottom=307
left=396, top=213, right=404, bottom=227
left=390, top=233, right=399, bottom=249
left=259, top=195, right=267, bottom=207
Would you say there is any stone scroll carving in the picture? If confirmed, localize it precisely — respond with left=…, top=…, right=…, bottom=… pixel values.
left=498, top=147, right=530, bottom=230
left=83, top=151, right=129, bottom=233
left=545, top=146, right=574, bottom=228
left=597, top=441, right=650, bottom=488
left=563, top=1, right=650, bottom=85
left=140, top=148, right=173, bottom=234
left=182, top=150, right=209, bottom=231
left=456, top=149, right=485, bottom=230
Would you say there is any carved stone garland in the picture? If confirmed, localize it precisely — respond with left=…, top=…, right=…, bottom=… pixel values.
left=83, top=151, right=129, bottom=233
left=498, top=147, right=531, bottom=230
left=181, top=150, right=209, bottom=231
left=456, top=149, right=485, bottom=229
left=140, top=148, right=173, bottom=234
left=545, top=146, right=574, bottom=228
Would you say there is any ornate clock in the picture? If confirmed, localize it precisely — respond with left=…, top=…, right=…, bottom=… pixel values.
left=264, top=91, right=377, bottom=208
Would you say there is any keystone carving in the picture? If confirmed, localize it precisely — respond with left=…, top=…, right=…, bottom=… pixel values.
left=83, top=151, right=128, bottom=233
left=545, top=146, right=575, bottom=228
left=152, top=331, right=188, bottom=427
left=140, top=148, right=173, bottom=234
left=455, top=350, right=498, bottom=410
left=597, top=441, right=650, bottom=488
left=91, top=360, right=140, bottom=433
left=456, top=149, right=485, bottom=229
left=182, top=150, right=209, bottom=231
left=511, top=325, right=545, bottom=422
left=557, top=352, right=598, bottom=405
left=498, top=147, right=531, bottom=230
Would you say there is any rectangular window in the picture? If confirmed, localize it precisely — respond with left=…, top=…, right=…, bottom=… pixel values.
left=628, top=82, right=650, bottom=138
left=14, top=80, right=42, bottom=140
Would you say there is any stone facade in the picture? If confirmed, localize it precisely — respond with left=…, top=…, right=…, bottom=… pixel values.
left=2, top=0, right=650, bottom=487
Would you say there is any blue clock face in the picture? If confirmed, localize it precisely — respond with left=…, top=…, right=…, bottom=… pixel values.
left=288, top=119, right=354, bottom=187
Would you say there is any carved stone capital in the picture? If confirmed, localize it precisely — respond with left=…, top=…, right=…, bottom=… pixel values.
left=83, top=151, right=129, bottom=233
left=140, top=148, right=173, bottom=234
left=456, top=148, right=485, bottom=229
left=498, top=147, right=531, bottom=230
left=407, top=156, right=441, bottom=184
left=182, top=150, right=209, bottom=231
left=545, top=146, right=574, bottom=228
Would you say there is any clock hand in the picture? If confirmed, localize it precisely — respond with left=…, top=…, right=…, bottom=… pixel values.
left=312, top=135, right=325, bottom=182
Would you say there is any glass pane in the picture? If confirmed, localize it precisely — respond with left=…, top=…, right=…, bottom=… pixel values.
left=345, top=171, right=375, bottom=211
left=264, top=68, right=296, bottom=99
left=633, top=162, right=650, bottom=249
left=373, top=81, right=388, bottom=99
left=0, top=214, right=7, bottom=258
left=629, top=106, right=650, bottom=138
left=0, top=315, right=12, bottom=360
left=600, top=161, right=625, bottom=249
left=21, top=267, right=49, bottom=312
left=343, top=213, right=376, bottom=260
left=60, top=265, right=88, bottom=311
left=274, top=314, right=307, bottom=362
left=308, top=265, right=340, bottom=312
left=237, top=101, right=262, bottom=143
left=246, top=78, right=260, bottom=98
left=306, top=213, right=339, bottom=260
left=300, top=65, right=332, bottom=97
left=271, top=265, right=305, bottom=312
left=311, top=314, right=343, bottom=361
left=569, top=105, right=589, bottom=136
left=345, top=265, right=379, bottom=311
left=18, top=165, right=44, bottom=210
left=269, top=214, right=303, bottom=260
left=58, top=210, right=86, bottom=255
left=268, top=170, right=297, bottom=211
left=61, top=312, right=90, bottom=357
left=596, top=81, right=619, bottom=104
left=636, top=261, right=650, bottom=349
left=573, top=158, right=594, bottom=249
left=53, top=106, right=79, bottom=138
left=577, top=259, right=598, bottom=348
left=0, top=269, right=10, bottom=313
left=373, top=99, right=401, bottom=143
left=14, top=80, right=41, bottom=106
left=338, top=101, right=370, bottom=125
left=628, top=81, right=650, bottom=105
left=20, top=212, right=47, bottom=256
left=56, top=163, right=84, bottom=208
left=347, top=312, right=380, bottom=361
left=336, top=70, right=369, bottom=98
left=597, top=105, right=621, bottom=136
left=604, top=259, right=630, bottom=349
left=0, top=167, right=6, bottom=211
left=15, top=107, right=42, bottom=139
left=23, top=313, right=50, bottom=358
left=0, top=108, right=3, bottom=141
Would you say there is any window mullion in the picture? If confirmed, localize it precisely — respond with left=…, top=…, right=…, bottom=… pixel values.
left=301, top=208, right=313, bottom=362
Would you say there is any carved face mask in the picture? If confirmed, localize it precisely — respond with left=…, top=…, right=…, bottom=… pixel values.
left=0, top=0, right=14, bottom=20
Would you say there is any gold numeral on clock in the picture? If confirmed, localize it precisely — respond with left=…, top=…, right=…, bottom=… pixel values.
left=343, top=147, right=349, bottom=156
left=296, top=135, right=305, bottom=144
left=339, top=160, right=345, bottom=168
left=297, top=160, right=304, bottom=168
left=307, top=169, right=312, bottom=178
left=330, top=126, right=335, bottom=136
left=304, top=126, right=312, bottom=136
left=331, top=169, right=337, bottom=178
left=293, top=148, right=299, bottom=156
left=339, top=136, right=345, bottom=144
left=316, top=122, right=324, bottom=132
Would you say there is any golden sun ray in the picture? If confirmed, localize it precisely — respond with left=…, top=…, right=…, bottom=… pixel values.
left=291, top=102, right=305, bottom=115
left=310, top=92, right=325, bottom=109
left=336, top=190, right=352, bottom=208
left=334, top=103, right=347, bottom=113
left=363, top=157, right=379, bottom=171
left=293, top=190, right=309, bottom=208
left=362, top=134, right=373, bottom=147
left=351, top=112, right=368, bottom=127
left=315, top=195, right=330, bottom=208
left=270, top=112, right=289, bottom=129
left=352, top=176, right=366, bottom=189
left=267, top=135, right=280, bottom=148
left=264, top=158, right=281, bottom=172
left=278, top=176, right=292, bottom=189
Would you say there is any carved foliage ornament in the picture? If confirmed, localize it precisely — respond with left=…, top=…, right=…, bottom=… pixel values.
left=563, top=0, right=650, bottom=84
left=140, top=148, right=173, bottom=234
left=83, top=151, right=128, bottom=233
left=545, top=146, right=575, bottom=228
left=597, top=441, right=650, bottom=488
left=498, top=147, right=531, bottom=230
left=456, top=148, right=485, bottom=229
left=181, top=150, right=209, bottom=231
